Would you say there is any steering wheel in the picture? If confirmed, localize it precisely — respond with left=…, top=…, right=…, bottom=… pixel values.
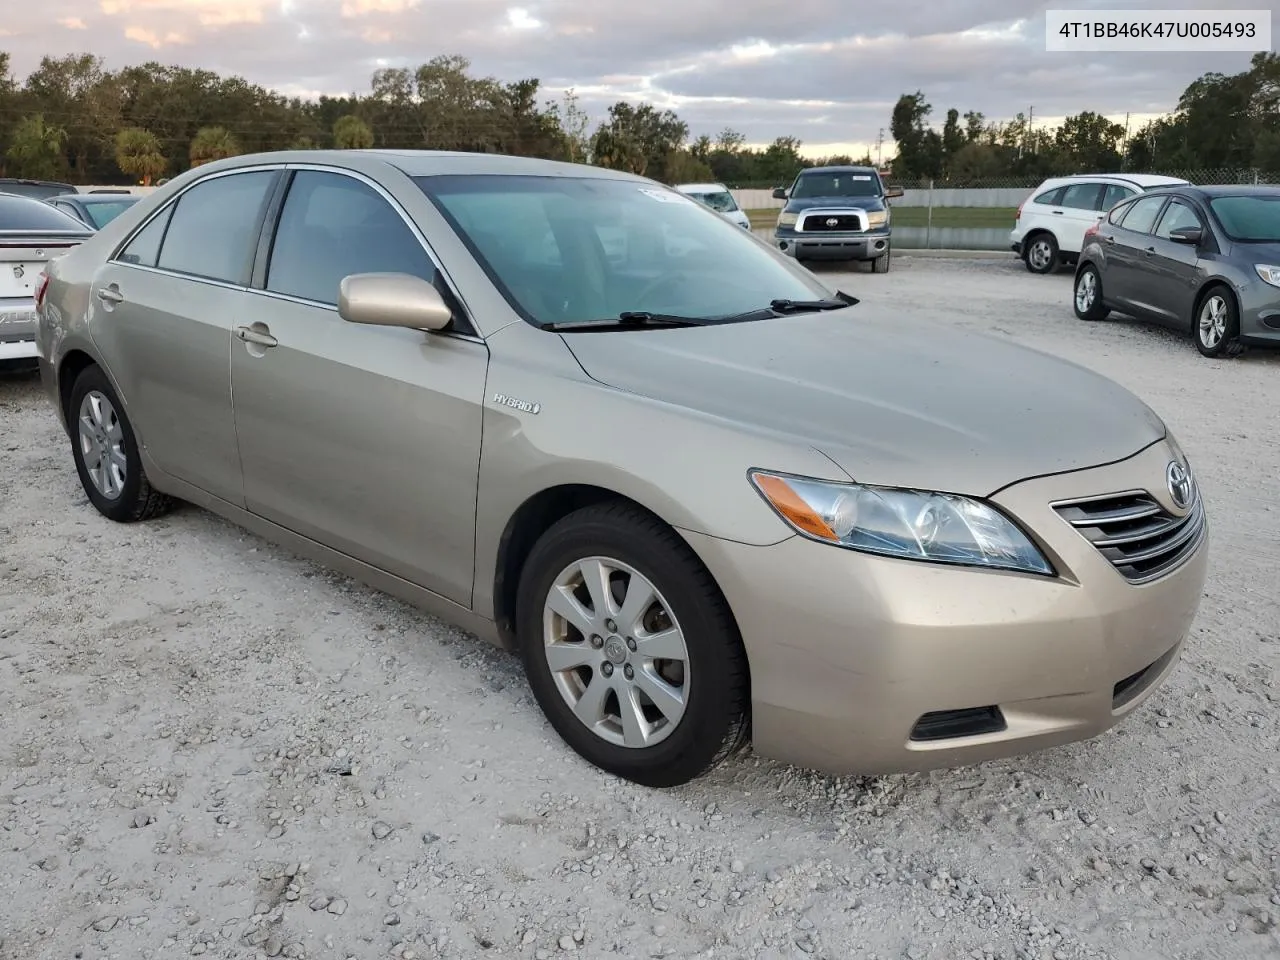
left=633, top=271, right=691, bottom=309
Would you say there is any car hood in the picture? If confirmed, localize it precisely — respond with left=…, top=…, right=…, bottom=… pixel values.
left=561, top=306, right=1165, bottom=497
left=785, top=196, right=887, bottom=213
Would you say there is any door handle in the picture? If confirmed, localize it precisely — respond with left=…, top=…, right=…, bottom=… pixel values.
left=1052, top=210, right=1064, bottom=215
left=96, top=286, right=123, bottom=304
left=235, top=325, right=278, bottom=348
left=1144, top=246, right=1156, bottom=255
left=1105, top=236, right=1115, bottom=244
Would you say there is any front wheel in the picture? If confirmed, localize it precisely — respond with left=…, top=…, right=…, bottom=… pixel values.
left=1073, top=264, right=1110, bottom=321
left=1195, top=286, right=1245, bottom=358
left=1023, top=233, right=1059, bottom=274
left=870, top=245, right=891, bottom=273
left=515, top=502, right=750, bottom=788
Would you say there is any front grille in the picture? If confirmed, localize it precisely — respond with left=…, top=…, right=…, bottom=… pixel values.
left=1053, top=489, right=1205, bottom=584
left=801, top=214, right=863, bottom=232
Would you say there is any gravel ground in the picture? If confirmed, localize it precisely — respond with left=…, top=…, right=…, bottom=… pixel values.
left=2, top=256, right=1278, bottom=960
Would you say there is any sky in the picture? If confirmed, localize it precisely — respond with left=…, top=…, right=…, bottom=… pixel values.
left=2, top=0, right=1272, bottom=158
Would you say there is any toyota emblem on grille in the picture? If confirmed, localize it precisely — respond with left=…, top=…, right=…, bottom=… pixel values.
left=12, top=265, right=23, bottom=279
left=825, top=217, right=839, bottom=227
left=1166, top=460, right=1193, bottom=510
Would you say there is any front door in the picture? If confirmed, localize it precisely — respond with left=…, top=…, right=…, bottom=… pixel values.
left=86, top=168, right=280, bottom=505
left=1141, top=198, right=1206, bottom=330
left=229, top=168, right=488, bottom=606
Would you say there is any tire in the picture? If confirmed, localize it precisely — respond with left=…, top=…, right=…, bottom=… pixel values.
left=67, top=364, right=174, bottom=522
left=515, top=502, right=750, bottom=788
left=1194, top=285, right=1246, bottom=358
left=871, top=245, right=891, bottom=273
left=1023, top=232, right=1059, bottom=274
left=1073, top=264, right=1110, bottom=321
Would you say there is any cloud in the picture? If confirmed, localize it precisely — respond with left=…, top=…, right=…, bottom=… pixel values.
left=12, top=0, right=1269, bottom=156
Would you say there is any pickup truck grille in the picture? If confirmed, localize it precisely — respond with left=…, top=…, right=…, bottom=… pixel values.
left=800, top=213, right=864, bottom=232
left=1052, top=489, right=1206, bottom=584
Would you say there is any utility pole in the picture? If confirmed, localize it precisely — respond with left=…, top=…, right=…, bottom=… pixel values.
left=1122, top=112, right=1130, bottom=169
left=875, top=128, right=884, bottom=168
left=1027, top=105, right=1034, bottom=154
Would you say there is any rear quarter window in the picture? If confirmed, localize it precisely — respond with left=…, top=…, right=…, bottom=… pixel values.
left=1031, top=187, right=1065, bottom=206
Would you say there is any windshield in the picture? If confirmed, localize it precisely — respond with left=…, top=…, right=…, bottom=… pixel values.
left=0, top=194, right=91, bottom=232
left=686, top=189, right=739, bottom=213
left=84, top=198, right=139, bottom=228
left=415, top=174, right=832, bottom=327
left=1209, top=195, right=1280, bottom=242
left=790, top=173, right=882, bottom=200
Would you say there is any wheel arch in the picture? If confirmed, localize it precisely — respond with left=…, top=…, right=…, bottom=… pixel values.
left=56, top=349, right=100, bottom=434
left=1189, top=278, right=1237, bottom=335
left=489, top=484, right=748, bottom=672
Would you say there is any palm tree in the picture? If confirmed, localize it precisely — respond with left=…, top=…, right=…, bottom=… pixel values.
left=189, top=126, right=241, bottom=168
left=115, top=127, right=166, bottom=185
left=5, top=114, right=67, bottom=180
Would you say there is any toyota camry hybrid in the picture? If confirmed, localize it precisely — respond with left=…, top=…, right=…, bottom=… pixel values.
left=34, top=150, right=1209, bottom=788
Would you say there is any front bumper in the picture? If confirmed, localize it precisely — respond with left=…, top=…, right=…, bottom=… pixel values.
left=1234, top=279, right=1280, bottom=345
left=774, top=229, right=891, bottom=261
left=682, top=438, right=1208, bottom=776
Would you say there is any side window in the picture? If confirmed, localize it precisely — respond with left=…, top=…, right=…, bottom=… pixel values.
left=1154, top=199, right=1202, bottom=239
left=1060, top=183, right=1103, bottom=209
left=156, top=171, right=276, bottom=285
left=266, top=170, right=437, bottom=306
left=117, top=205, right=174, bottom=267
left=1100, top=184, right=1136, bottom=210
left=1032, top=187, right=1064, bottom=206
left=1107, top=199, right=1136, bottom=225
left=1117, top=195, right=1168, bottom=235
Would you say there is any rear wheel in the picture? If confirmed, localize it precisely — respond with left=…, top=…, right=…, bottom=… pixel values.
left=515, top=502, right=750, bottom=788
left=68, top=365, right=173, bottom=522
left=1194, top=285, right=1245, bottom=358
left=1023, top=233, right=1059, bottom=274
left=1073, top=264, right=1110, bottom=321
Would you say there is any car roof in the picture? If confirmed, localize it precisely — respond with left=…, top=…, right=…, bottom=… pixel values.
left=0, top=177, right=77, bottom=188
left=1038, top=172, right=1189, bottom=190
left=798, top=165, right=879, bottom=175
left=673, top=183, right=729, bottom=192
left=1144, top=183, right=1280, bottom=199
left=64, top=193, right=141, bottom=203
left=182, top=148, right=650, bottom=183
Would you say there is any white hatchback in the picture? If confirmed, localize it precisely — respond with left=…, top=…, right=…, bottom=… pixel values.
left=1010, top=173, right=1189, bottom=274
left=673, top=182, right=752, bottom=230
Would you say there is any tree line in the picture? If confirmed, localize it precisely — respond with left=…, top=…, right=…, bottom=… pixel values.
left=890, top=52, right=1280, bottom=183
left=1, top=49, right=1276, bottom=190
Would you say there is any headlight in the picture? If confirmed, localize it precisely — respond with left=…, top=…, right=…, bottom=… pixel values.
left=749, top=471, right=1054, bottom=575
left=777, top=212, right=798, bottom=227
left=1254, top=264, right=1280, bottom=287
left=866, top=210, right=888, bottom=228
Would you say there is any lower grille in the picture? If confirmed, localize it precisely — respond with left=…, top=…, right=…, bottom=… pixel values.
left=1053, top=489, right=1205, bottom=584
left=801, top=213, right=863, bottom=232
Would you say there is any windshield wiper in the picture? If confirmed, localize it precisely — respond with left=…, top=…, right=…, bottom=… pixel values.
left=716, top=291, right=858, bottom=324
left=541, top=311, right=711, bottom=331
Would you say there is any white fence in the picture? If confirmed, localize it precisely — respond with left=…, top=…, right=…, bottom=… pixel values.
left=731, top=187, right=1029, bottom=210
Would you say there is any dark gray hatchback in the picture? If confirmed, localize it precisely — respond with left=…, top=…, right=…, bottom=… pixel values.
left=1073, top=184, right=1280, bottom=358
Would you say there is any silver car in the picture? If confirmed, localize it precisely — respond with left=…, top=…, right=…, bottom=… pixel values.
left=36, top=150, right=1208, bottom=787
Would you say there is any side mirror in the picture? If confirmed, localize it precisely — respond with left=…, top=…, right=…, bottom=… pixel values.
left=338, top=272, right=452, bottom=331
left=1168, top=225, right=1203, bottom=245
left=883, top=185, right=904, bottom=199
left=771, top=187, right=788, bottom=200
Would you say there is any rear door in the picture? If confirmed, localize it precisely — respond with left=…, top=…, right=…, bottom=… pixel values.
left=1054, top=181, right=1106, bottom=254
left=1102, top=194, right=1170, bottom=313
left=87, top=168, right=281, bottom=504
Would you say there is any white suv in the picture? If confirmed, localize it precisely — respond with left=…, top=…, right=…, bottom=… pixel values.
left=1010, top=173, right=1189, bottom=274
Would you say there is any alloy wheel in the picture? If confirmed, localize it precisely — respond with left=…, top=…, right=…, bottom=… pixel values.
left=77, top=390, right=127, bottom=500
left=1075, top=270, right=1097, bottom=312
left=541, top=556, right=690, bottom=749
left=1199, top=295, right=1227, bottom=350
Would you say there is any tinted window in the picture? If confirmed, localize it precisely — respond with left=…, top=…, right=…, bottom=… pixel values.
left=1032, top=187, right=1064, bottom=206
left=417, top=174, right=831, bottom=327
left=118, top=206, right=175, bottom=267
left=1117, top=195, right=1167, bottom=234
left=790, top=173, right=881, bottom=199
left=1107, top=199, right=1135, bottom=225
left=83, top=199, right=138, bottom=228
left=1100, top=184, right=1136, bottom=210
left=1208, top=195, right=1280, bottom=242
left=157, top=171, right=275, bottom=284
left=1060, top=183, right=1102, bottom=210
left=1154, top=199, right=1202, bottom=239
left=267, top=171, right=437, bottom=305
left=0, top=194, right=90, bottom=231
